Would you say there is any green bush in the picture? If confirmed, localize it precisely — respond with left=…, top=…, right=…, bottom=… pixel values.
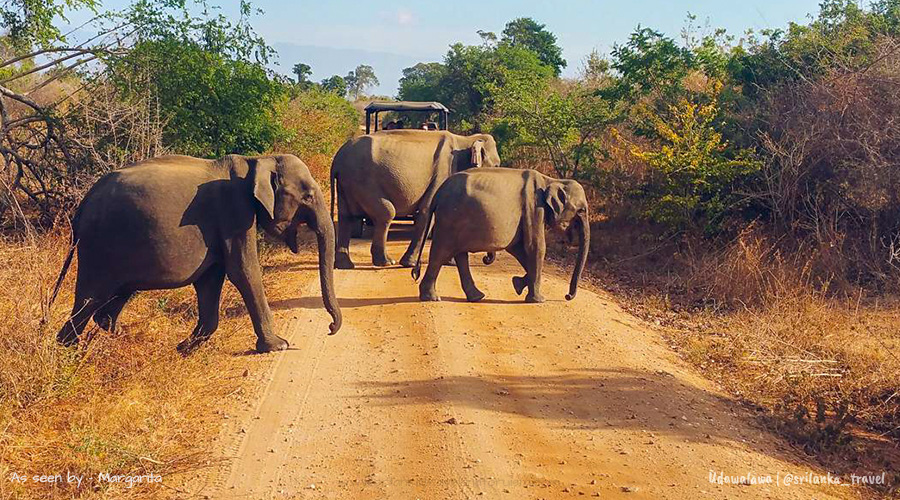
left=625, top=84, right=760, bottom=233
left=111, top=39, right=285, bottom=158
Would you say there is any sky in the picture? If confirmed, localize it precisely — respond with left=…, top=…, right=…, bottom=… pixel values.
left=66, top=0, right=826, bottom=96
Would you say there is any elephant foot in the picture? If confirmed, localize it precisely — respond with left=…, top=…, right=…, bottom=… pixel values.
left=465, top=288, right=486, bottom=303
left=256, top=335, right=289, bottom=353
left=525, top=293, right=546, bottom=304
left=372, top=256, right=396, bottom=267
left=398, top=254, right=416, bottom=268
left=334, top=253, right=355, bottom=270
left=419, top=289, right=441, bottom=302
left=176, top=335, right=210, bottom=356
left=512, top=276, right=528, bottom=295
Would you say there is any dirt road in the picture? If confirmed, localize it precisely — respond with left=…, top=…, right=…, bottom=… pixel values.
left=205, top=232, right=855, bottom=499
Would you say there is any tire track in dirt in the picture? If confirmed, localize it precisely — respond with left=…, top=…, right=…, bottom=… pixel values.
left=210, top=234, right=859, bottom=500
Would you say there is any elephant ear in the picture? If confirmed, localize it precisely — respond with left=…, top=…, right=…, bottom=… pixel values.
left=470, top=140, right=485, bottom=168
left=251, top=158, right=277, bottom=220
left=542, top=183, right=567, bottom=224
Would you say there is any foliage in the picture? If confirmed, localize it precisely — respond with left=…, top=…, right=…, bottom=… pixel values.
left=0, top=0, right=97, bottom=49
left=320, top=74, right=347, bottom=95
left=345, top=64, right=378, bottom=99
left=500, top=17, right=567, bottom=76
left=274, top=86, right=359, bottom=180
left=626, top=84, right=760, bottom=232
left=397, top=62, right=445, bottom=102
left=112, top=39, right=284, bottom=158
left=292, top=62, right=311, bottom=85
left=399, top=40, right=553, bottom=132
left=107, top=1, right=284, bottom=158
left=491, top=70, right=618, bottom=181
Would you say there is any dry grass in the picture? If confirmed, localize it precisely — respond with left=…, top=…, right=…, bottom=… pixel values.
left=574, top=219, right=900, bottom=494
left=0, top=231, right=319, bottom=499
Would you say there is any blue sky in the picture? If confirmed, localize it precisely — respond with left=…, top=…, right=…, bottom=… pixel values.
left=67, top=0, right=825, bottom=95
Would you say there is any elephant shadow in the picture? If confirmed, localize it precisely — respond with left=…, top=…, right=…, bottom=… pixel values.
left=268, top=295, right=523, bottom=310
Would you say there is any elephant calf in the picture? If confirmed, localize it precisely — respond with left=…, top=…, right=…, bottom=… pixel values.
left=412, top=168, right=590, bottom=303
left=50, top=154, right=341, bottom=354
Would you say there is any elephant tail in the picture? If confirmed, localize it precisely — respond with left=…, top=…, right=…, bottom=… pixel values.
left=330, top=167, right=337, bottom=222
left=50, top=217, right=79, bottom=307
left=411, top=201, right=436, bottom=282
left=50, top=241, right=76, bottom=306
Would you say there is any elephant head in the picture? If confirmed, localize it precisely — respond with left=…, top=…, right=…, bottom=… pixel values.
left=466, top=134, right=501, bottom=169
left=249, top=155, right=342, bottom=334
left=542, top=180, right=590, bottom=301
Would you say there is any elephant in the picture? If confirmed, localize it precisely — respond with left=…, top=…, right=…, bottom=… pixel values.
left=411, top=167, right=590, bottom=304
left=50, top=154, right=342, bottom=354
left=330, top=129, right=501, bottom=269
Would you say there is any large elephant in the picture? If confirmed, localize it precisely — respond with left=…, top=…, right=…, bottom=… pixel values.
left=330, top=130, right=500, bottom=269
left=412, top=168, right=590, bottom=303
left=50, top=154, right=341, bottom=354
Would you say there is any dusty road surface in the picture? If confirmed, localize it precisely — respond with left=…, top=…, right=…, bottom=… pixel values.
left=204, top=230, right=855, bottom=500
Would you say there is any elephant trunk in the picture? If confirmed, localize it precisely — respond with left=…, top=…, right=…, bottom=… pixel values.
left=310, top=204, right=342, bottom=334
left=566, top=211, right=590, bottom=301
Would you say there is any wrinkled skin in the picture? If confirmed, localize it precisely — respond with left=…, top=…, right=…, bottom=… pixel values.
left=412, top=168, right=590, bottom=304
left=52, top=154, right=341, bottom=354
left=330, top=130, right=500, bottom=269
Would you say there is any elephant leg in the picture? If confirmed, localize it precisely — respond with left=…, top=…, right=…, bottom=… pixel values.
left=56, top=284, right=105, bottom=346
left=455, top=252, right=485, bottom=303
left=226, top=233, right=288, bottom=353
left=526, top=240, right=546, bottom=303
left=419, top=238, right=455, bottom=302
left=92, top=292, right=134, bottom=332
left=177, top=265, right=226, bottom=355
left=335, top=189, right=356, bottom=270
left=369, top=199, right=396, bottom=267
left=400, top=188, right=438, bottom=268
left=507, top=242, right=544, bottom=303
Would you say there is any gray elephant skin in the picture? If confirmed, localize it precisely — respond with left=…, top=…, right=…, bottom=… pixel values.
left=330, top=130, right=501, bottom=269
left=412, top=168, right=590, bottom=303
left=50, top=154, right=342, bottom=354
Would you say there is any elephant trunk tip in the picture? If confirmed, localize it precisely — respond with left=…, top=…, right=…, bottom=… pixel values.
left=328, top=314, right=342, bottom=335
left=565, top=291, right=577, bottom=301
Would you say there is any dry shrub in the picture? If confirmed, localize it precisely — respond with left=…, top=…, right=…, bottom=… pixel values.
left=1, top=78, right=167, bottom=231
left=756, top=38, right=900, bottom=289
left=273, top=88, right=359, bottom=186
left=0, top=232, right=312, bottom=499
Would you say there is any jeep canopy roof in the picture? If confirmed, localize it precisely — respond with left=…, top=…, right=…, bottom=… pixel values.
left=364, top=101, right=450, bottom=133
left=364, top=101, right=449, bottom=113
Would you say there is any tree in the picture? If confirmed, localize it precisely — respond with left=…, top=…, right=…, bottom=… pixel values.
left=115, top=39, right=284, bottom=158
left=501, top=17, right=567, bottom=76
left=399, top=37, right=552, bottom=132
left=292, top=62, right=311, bottom=85
left=320, top=75, right=347, bottom=96
left=397, top=62, right=446, bottom=101
left=0, top=0, right=97, bottom=49
left=345, top=64, right=378, bottom=99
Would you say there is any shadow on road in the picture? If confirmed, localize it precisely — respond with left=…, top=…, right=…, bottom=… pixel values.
left=268, top=295, right=524, bottom=310
left=354, top=368, right=763, bottom=447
